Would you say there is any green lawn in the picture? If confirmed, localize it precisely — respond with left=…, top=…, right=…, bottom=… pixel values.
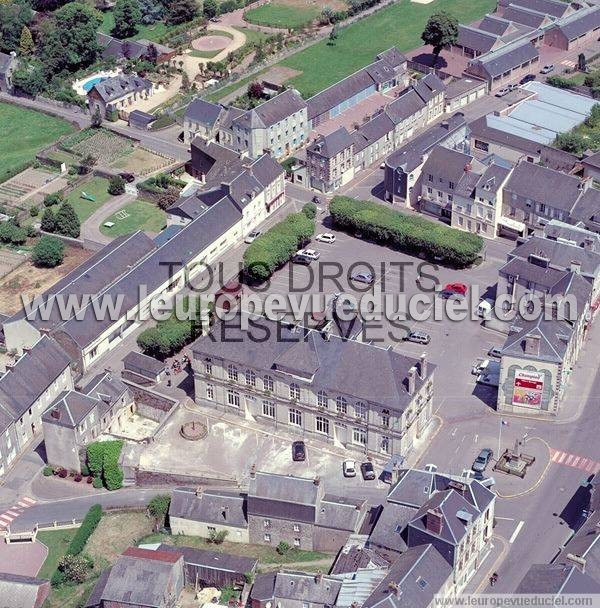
left=244, top=2, right=319, bottom=29
left=37, top=528, right=78, bottom=580
left=65, top=176, right=112, bottom=223
left=99, top=12, right=172, bottom=41
left=0, top=103, right=75, bottom=183
left=100, top=199, right=166, bottom=237
left=205, top=68, right=270, bottom=103
left=279, top=0, right=497, bottom=97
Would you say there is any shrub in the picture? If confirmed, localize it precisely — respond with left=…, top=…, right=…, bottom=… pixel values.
left=276, top=541, right=291, bottom=555
left=43, top=466, right=54, bottom=476
left=87, top=476, right=93, bottom=484
left=207, top=529, right=228, bottom=544
left=86, top=441, right=124, bottom=490
left=103, top=465, right=124, bottom=491
left=80, top=463, right=90, bottom=476
left=32, top=236, right=65, bottom=268
left=0, top=222, right=28, bottom=246
left=108, top=175, right=126, bottom=195
left=329, top=196, right=483, bottom=268
left=66, top=504, right=102, bottom=556
left=58, top=468, right=68, bottom=478
left=86, top=442, right=104, bottom=477
left=92, top=477, right=103, bottom=489
left=30, top=205, right=39, bottom=217
left=74, top=474, right=82, bottom=482
left=302, top=202, right=317, bottom=219
left=54, top=202, right=81, bottom=238
left=243, top=211, right=315, bottom=282
left=58, top=554, right=90, bottom=583
left=148, top=495, right=171, bottom=524
left=546, top=75, right=574, bottom=90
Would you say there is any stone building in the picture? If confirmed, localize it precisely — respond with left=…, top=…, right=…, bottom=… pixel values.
left=86, top=74, right=153, bottom=119
left=192, top=314, right=436, bottom=458
left=306, top=127, right=355, bottom=193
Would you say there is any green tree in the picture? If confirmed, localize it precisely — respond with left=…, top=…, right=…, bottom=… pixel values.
left=112, top=0, right=142, bottom=39
left=586, top=103, right=600, bottom=128
left=148, top=495, right=171, bottom=528
left=32, top=236, right=65, bottom=268
left=108, top=175, right=126, bottom=195
left=328, top=24, right=338, bottom=44
left=40, top=2, right=101, bottom=75
left=58, top=554, right=90, bottom=584
left=203, top=0, right=217, bottom=18
left=0, top=0, right=33, bottom=54
left=166, top=0, right=198, bottom=24
left=421, top=11, right=458, bottom=62
left=54, top=201, right=81, bottom=238
left=11, top=61, right=46, bottom=96
left=208, top=529, right=228, bottom=544
left=554, top=132, right=587, bottom=155
left=276, top=541, right=291, bottom=555
left=19, top=25, right=34, bottom=55
left=578, top=53, right=587, bottom=73
left=79, top=154, right=97, bottom=175
left=40, top=208, right=56, bottom=232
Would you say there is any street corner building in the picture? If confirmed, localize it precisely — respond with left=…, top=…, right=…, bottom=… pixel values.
left=191, top=314, right=436, bottom=459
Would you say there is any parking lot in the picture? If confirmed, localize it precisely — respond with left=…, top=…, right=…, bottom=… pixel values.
left=237, top=216, right=512, bottom=414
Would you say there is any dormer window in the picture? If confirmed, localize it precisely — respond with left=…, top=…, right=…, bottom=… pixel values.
left=336, top=396, right=347, bottom=414
left=289, top=383, right=300, bottom=400
left=227, top=364, right=238, bottom=382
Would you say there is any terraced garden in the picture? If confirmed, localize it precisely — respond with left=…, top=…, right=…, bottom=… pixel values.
left=61, top=129, right=133, bottom=167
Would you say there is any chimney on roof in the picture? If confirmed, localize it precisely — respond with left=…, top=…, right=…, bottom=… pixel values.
left=426, top=508, right=444, bottom=535
left=566, top=553, right=587, bottom=572
left=22, top=346, right=31, bottom=354
left=524, top=334, right=541, bottom=356
left=387, top=581, right=400, bottom=596
left=583, top=237, right=595, bottom=251
left=195, top=486, right=204, bottom=497
left=314, top=475, right=321, bottom=486
left=419, top=353, right=427, bottom=380
left=407, top=366, right=417, bottom=396
left=570, top=260, right=581, bottom=274
left=4, top=362, right=14, bottom=372
left=50, top=408, right=61, bottom=420
left=315, top=571, right=323, bottom=584
left=222, top=505, right=229, bottom=521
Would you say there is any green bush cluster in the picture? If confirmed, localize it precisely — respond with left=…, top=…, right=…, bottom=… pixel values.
left=32, top=236, right=65, bottom=268
left=137, top=295, right=206, bottom=359
left=51, top=504, right=102, bottom=586
left=329, top=196, right=483, bottom=268
left=243, top=210, right=315, bottom=282
left=546, top=75, right=575, bottom=90
left=86, top=440, right=124, bottom=491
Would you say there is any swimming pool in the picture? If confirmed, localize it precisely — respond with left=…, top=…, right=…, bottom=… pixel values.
left=82, top=76, right=107, bottom=92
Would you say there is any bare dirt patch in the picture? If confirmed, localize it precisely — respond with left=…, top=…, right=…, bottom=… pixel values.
left=192, top=35, right=232, bottom=51
left=260, top=65, right=303, bottom=85
left=86, top=511, right=154, bottom=565
left=0, top=246, right=92, bottom=315
left=111, top=147, right=174, bottom=176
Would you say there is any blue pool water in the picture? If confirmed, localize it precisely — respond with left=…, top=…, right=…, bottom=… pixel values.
left=82, top=76, right=107, bottom=92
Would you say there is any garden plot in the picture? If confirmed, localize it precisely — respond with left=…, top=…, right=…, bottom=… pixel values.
left=110, top=147, right=174, bottom=175
left=62, top=129, right=133, bottom=167
left=0, top=249, right=28, bottom=282
left=0, top=167, right=62, bottom=209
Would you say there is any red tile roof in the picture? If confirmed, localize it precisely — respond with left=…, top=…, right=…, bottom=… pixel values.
left=122, top=546, right=182, bottom=564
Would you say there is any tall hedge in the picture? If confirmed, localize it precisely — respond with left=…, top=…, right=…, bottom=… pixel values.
left=86, top=440, right=124, bottom=490
left=329, top=196, right=483, bottom=268
left=243, top=210, right=315, bottom=282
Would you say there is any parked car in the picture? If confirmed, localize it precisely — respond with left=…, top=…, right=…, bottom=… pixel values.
left=507, top=83, right=518, bottom=91
left=443, top=282, right=468, bottom=296
left=292, top=253, right=313, bottom=265
left=343, top=459, right=357, bottom=477
left=495, top=87, right=510, bottom=97
left=360, top=461, right=376, bottom=481
left=244, top=230, right=261, bottom=244
left=488, top=347, right=502, bottom=358
left=214, top=277, right=243, bottom=311
left=472, top=448, right=494, bottom=473
left=292, top=441, right=306, bottom=462
left=315, top=233, right=336, bottom=244
left=351, top=271, right=374, bottom=285
left=380, top=162, right=386, bottom=169
left=297, top=248, right=320, bottom=260
left=520, top=74, right=536, bottom=84
left=312, top=195, right=321, bottom=204
left=540, top=64, right=555, bottom=74
left=119, top=172, right=135, bottom=183
left=471, top=358, right=488, bottom=375
left=404, top=330, right=431, bottom=345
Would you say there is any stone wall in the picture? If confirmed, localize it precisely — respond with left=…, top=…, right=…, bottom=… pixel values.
left=134, top=469, right=238, bottom=487
left=248, top=515, right=315, bottom=551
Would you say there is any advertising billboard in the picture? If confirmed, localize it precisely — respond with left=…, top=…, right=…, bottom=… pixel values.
left=512, top=370, right=544, bottom=408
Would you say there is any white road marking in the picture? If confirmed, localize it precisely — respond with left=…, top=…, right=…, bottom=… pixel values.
left=474, top=434, right=479, bottom=443
left=495, top=516, right=515, bottom=521
left=451, top=427, right=457, bottom=437
left=510, top=520, right=525, bottom=544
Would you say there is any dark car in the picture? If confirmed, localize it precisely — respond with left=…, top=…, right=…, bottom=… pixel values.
left=360, top=461, right=376, bottom=481
left=520, top=74, right=536, bottom=84
left=312, top=195, right=321, bottom=204
left=292, top=440, right=306, bottom=462
left=119, top=172, right=135, bottom=183
left=472, top=448, right=493, bottom=473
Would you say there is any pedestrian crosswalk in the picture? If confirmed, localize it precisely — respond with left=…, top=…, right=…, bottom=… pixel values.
left=561, top=59, right=577, bottom=68
left=0, top=496, right=36, bottom=531
left=550, top=449, right=600, bottom=474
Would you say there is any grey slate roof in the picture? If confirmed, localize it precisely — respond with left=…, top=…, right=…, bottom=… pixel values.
left=457, top=25, right=501, bottom=53
left=386, top=113, right=467, bottom=173
left=554, top=5, right=600, bottom=40
left=42, top=390, right=98, bottom=428
left=503, top=160, right=583, bottom=213
left=331, top=546, right=391, bottom=575
left=316, top=494, right=367, bottom=532
left=264, top=571, right=343, bottom=605
left=479, top=14, right=514, bottom=35
left=516, top=563, right=600, bottom=594
left=248, top=471, right=321, bottom=505
left=83, top=372, right=130, bottom=411
left=233, top=88, right=306, bottom=130
left=0, top=336, right=71, bottom=421
left=499, top=256, right=569, bottom=290
left=421, top=146, right=474, bottom=183
left=184, top=98, right=224, bottom=127
left=157, top=544, right=257, bottom=575
left=169, top=487, right=248, bottom=528
left=367, top=503, right=414, bottom=554
left=503, top=4, right=552, bottom=28
left=123, top=351, right=165, bottom=378
left=544, top=220, right=600, bottom=251
left=571, top=184, right=600, bottom=232
left=508, top=0, right=570, bottom=18
left=90, top=74, right=152, bottom=104
left=362, top=544, right=452, bottom=608
left=352, top=113, right=396, bottom=153
left=193, top=314, right=435, bottom=413
left=307, top=127, right=354, bottom=159
left=0, top=572, right=48, bottom=608
left=470, top=40, right=538, bottom=78
left=97, top=33, right=174, bottom=62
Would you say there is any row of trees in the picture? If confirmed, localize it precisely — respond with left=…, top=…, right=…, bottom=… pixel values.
left=41, top=199, right=81, bottom=238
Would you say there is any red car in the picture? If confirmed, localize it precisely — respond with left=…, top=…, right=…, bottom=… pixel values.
left=441, top=282, right=468, bottom=299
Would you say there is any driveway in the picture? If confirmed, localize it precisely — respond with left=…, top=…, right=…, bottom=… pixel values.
left=81, top=192, right=136, bottom=245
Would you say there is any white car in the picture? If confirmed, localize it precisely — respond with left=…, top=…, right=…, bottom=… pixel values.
left=343, top=460, right=357, bottom=478
left=315, top=233, right=336, bottom=244
left=244, top=230, right=261, bottom=244
left=297, top=248, right=320, bottom=260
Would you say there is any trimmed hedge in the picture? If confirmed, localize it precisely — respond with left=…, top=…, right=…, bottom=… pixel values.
left=67, top=504, right=102, bottom=557
left=243, top=210, right=315, bottom=282
left=86, top=441, right=124, bottom=490
left=329, top=196, right=483, bottom=268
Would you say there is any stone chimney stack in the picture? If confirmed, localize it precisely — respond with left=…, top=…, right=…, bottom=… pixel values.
left=419, top=353, right=427, bottom=379
left=583, top=237, right=594, bottom=251
left=313, top=475, right=321, bottom=486
left=250, top=464, right=256, bottom=479
left=524, top=334, right=541, bottom=356
left=407, top=366, right=417, bottom=395
left=426, top=508, right=444, bottom=535
left=195, top=486, right=204, bottom=497
left=570, top=260, right=581, bottom=274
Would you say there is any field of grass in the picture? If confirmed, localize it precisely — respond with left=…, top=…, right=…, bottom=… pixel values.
left=100, top=199, right=166, bottom=237
left=235, top=26, right=271, bottom=47
left=279, top=0, right=496, bottom=97
left=244, top=1, right=320, bottom=29
left=99, top=12, right=172, bottom=41
left=65, top=176, right=112, bottom=223
left=0, top=103, right=75, bottom=184
left=138, top=532, right=333, bottom=566
left=37, top=529, right=78, bottom=580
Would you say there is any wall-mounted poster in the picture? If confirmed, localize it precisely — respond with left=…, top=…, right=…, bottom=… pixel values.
left=512, top=369, right=544, bottom=408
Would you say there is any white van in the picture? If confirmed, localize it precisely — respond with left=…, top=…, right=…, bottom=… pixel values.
left=477, top=299, right=494, bottom=319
